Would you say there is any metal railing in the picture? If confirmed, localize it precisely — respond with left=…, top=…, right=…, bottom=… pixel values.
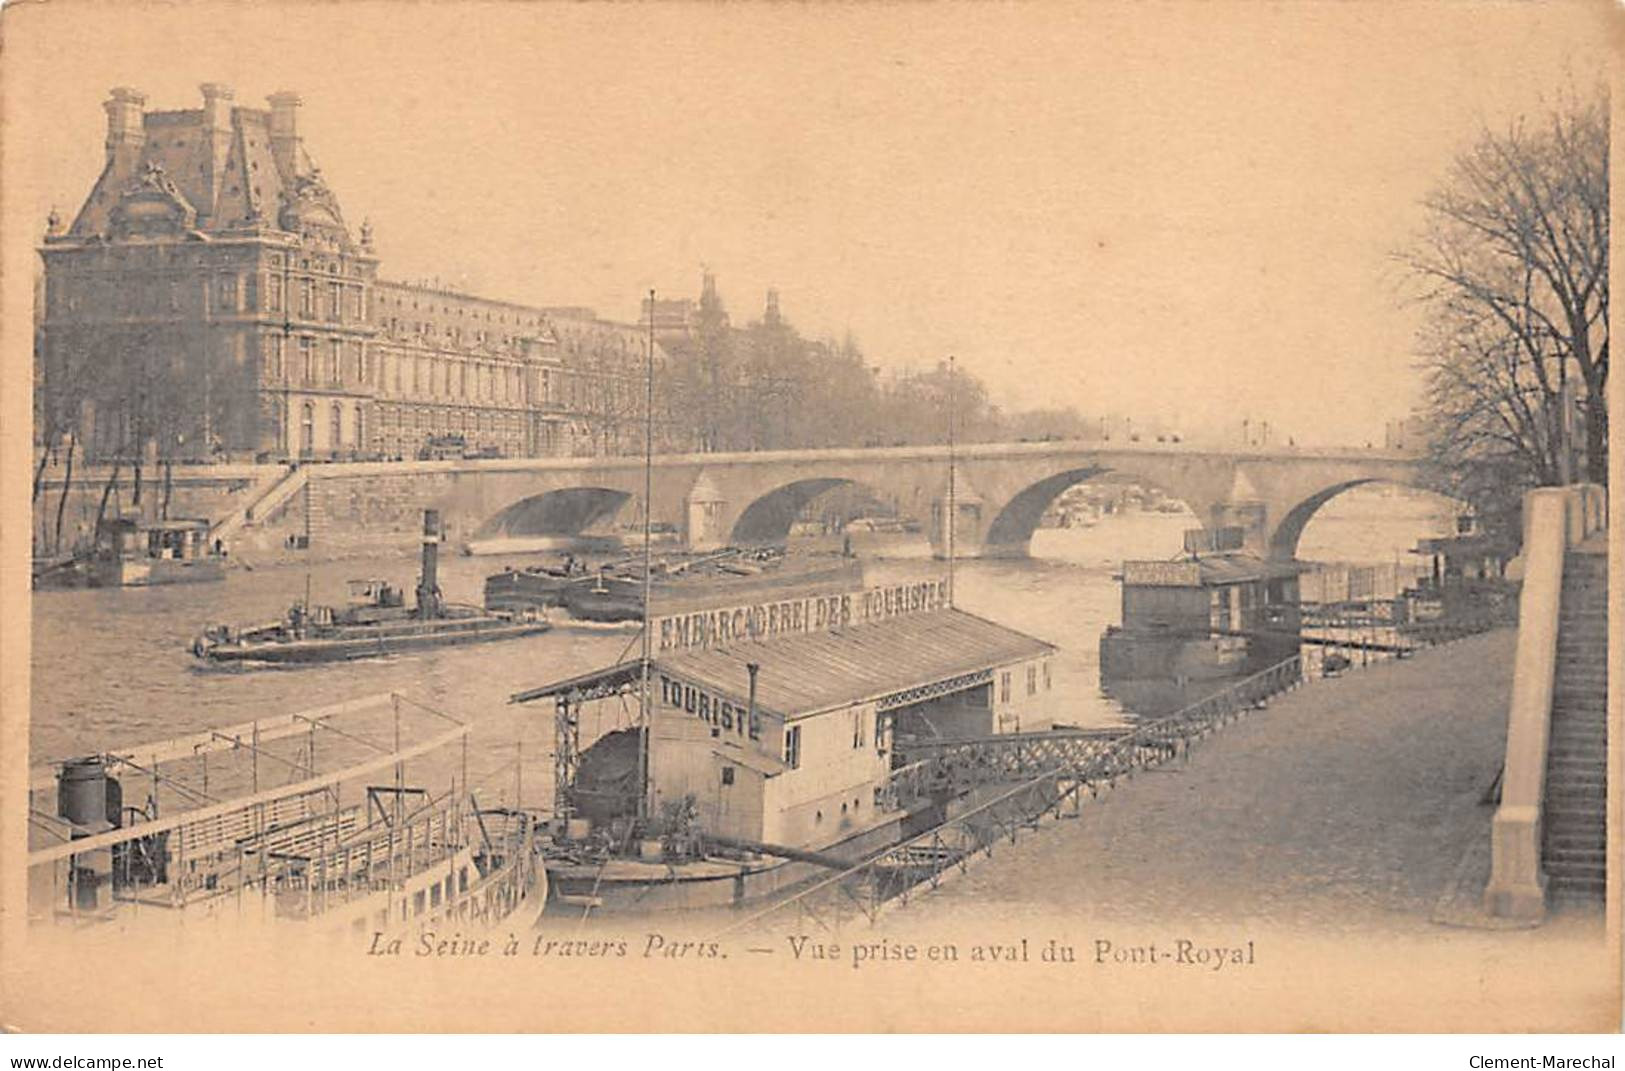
left=717, top=604, right=1521, bottom=939
left=712, top=653, right=1308, bottom=938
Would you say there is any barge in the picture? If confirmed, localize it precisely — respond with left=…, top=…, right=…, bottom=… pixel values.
left=34, top=515, right=225, bottom=590
left=1100, top=526, right=1305, bottom=685
left=25, top=693, right=545, bottom=938
left=485, top=547, right=867, bottom=624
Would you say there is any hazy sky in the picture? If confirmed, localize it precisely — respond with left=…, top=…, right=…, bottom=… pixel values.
left=4, top=1, right=1611, bottom=445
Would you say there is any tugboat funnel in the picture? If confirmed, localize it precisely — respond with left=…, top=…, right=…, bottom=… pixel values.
left=417, top=509, right=443, bottom=619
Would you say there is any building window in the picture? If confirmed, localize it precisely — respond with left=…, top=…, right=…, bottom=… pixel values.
left=330, top=402, right=343, bottom=450
left=299, top=279, right=314, bottom=318
left=352, top=342, right=365, bottom=384
left=1027, top=665, right=1038, bottom=696
left=299, top=337, right=315, bottom=385
left=354, top=405, right=365, bottom=452
left=214, top=273, right=237, bottom=314
left=720, top=766, right=734, bottom=786
left=852, top=709, right=865, bottom=749
left=329, top=339, right=342, bottom=384
left=266, top=273, right=283, bottom=313
left=1043, top=659, right=1052, bottom=690
left=328, top=282, right=342, bottom=322
left=784, top=725, right=801, bottom=770
left=299, top=402, right=314, bottom=456
left=1000, top=672, right=1011, bottom=704
left=265, top=335, right=284, bottom=381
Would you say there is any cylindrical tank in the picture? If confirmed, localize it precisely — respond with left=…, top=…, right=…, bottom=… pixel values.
left=57, top=757, right=109, bottom=829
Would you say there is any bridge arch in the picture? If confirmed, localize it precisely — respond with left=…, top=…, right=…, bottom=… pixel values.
left=1267, top=478, right=1454, bottom=561
left=729, top=477, right=898, bottom=547
left=471, top=486, right=632, bottom=542
left=981, top=465, right=1210, bottom=558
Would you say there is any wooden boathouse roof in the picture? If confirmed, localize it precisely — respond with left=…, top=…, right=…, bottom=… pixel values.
left=513, top=608, right=1055, bottom=721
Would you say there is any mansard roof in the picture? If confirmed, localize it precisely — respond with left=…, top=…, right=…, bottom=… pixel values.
left=68, top=97, right=353, bottom=249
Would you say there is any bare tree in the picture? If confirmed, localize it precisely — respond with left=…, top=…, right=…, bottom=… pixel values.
left=1403, top=89, right=1608, bottom=534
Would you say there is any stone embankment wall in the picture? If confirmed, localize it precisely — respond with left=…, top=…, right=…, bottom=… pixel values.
left=31, top=465, right=263, bottom=552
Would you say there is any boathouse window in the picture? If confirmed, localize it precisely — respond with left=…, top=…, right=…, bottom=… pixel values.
left=1000, top=672, right=1011, bottom=703
left=1044, top=659, right=1052, bottom=690
left=784, top=725, right=801, bottom=770
left=1027, top=665, right=1038, bottom=696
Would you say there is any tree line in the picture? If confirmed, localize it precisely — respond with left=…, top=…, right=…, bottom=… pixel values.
left=1403, top=88, right=1607, bottom=546
left=646, top=282, right=1091, bottom=456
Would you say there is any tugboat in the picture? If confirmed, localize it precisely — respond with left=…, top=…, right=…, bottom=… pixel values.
left=191, top=510, right=550, bottom=666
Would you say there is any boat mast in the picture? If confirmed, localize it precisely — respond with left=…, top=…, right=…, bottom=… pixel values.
left=636, top=288, right=656, bottom=822
left=303, top=475, right=312, bottom=611
left=947, top=353, right=956, bottom=609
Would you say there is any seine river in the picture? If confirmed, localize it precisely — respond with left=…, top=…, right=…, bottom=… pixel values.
left=28, top=484, right=1454, bottom=812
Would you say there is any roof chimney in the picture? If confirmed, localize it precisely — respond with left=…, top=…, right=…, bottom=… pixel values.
left=267, top=90, right=302, bottom=150
left=200, top=83, right=234, bottom=129
left=103, top=87, right=147, bottom=166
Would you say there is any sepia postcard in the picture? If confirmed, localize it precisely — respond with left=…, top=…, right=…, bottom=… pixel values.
left=0, top=0, right=1620, bottom=1035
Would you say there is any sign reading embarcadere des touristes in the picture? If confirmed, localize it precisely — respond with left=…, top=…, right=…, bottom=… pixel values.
left=652, top=577, right=950, bottom=654
left=1121, top=560, right=1203, bottom=587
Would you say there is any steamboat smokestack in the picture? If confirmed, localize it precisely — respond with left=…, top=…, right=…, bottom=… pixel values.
left=417, top=509, right=442, bottom=618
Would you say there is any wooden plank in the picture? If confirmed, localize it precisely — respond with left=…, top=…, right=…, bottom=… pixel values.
left=28, top=721, right=470, bottom=867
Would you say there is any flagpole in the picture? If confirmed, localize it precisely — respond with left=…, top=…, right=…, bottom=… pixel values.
left=637, top=289, right=656, bottom=822
left=947, top=354, right=956, bottom=609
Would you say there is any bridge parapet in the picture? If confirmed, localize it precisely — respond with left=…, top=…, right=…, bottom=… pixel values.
left=71, top=443, right=1424, bottom=560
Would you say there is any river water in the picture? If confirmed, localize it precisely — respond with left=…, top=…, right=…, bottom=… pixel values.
left=28, top=484, right=1455, bottom=812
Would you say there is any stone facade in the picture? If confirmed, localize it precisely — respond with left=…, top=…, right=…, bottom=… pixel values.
left=37, top=85, right=663, bottom=463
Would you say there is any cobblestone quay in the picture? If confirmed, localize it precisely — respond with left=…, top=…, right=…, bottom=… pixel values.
left=910, top=629, right=1559, bottom=933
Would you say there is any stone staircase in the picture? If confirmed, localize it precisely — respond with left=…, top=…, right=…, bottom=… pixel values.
left=1541, top=543, right=1608, bottom=907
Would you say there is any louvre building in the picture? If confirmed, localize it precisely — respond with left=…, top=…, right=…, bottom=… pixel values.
left=37, top=85, right=663, bottom=462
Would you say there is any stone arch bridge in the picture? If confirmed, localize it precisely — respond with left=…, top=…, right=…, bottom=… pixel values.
left=267, top=441, right=1423, bottom=561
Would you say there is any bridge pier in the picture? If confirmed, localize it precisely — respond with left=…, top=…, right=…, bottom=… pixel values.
left=929, top=472, right=992, bottom=559
left=684, top=473, right=728, bottom=553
